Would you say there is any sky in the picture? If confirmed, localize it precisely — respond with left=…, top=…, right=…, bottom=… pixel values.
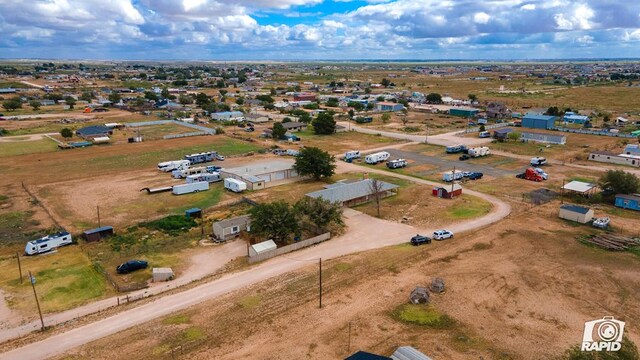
left=1, top=0, right=640, bottom=60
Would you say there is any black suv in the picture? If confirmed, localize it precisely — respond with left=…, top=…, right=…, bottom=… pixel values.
left=117, top=260, right=148, bottom=274
left=410, top=234, right=432, bottom=246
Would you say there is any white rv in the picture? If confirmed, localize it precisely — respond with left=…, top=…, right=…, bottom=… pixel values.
left=364, top=151, right=390, bottom=164
left=442, top=170, right=465, bottom=182
left=158, top=160, right=190, bottom=172
left=172, top=181, right=209, bottom=195
left=344, top=150, right=361, bottom=161
left=224, top=178, right=247, bottom=193
left=172, top=166, right=207, bottom=179
left=184, top=151, right=217, bottom=165
left=186, top=172, right=221, bottom=183
left=468, top=146, right=490, bottom=158
left=25, top=232, right=73, bottom=255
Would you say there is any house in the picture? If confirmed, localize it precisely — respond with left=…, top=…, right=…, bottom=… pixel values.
left=449, top=107, right=479, bottom=118
left=615, top=194, right=640, bottom=211
left=220, top=160, right=298, bottom=190
left=558, top=204, right=594, bottom=224
left=432, top=184, right=462, bottom=199
left=589, top=151, right=640, bottom=168
left=82, top=226, right=114, bottom=242
left=345, top=351, right=391, bottom=360
left=623, top=144, right=640, bottom=157
left=281, top=121, right=307, bottom=132
left=76, top=125, right=113, bottom=139
left=245, top=113, right=270, bottom=123
left=155, top=99, right=181, bottom=109
left=249, top=239, right=277, bottom=257
left=39, top=100, right=56, bottom=106
left=212, top=215, right=251, bottom=242
left=522, top=113, right=556, bottom=129
left=306, top=179, right=399, bottom=207
left=493, top=128, right=514, bottom=140
left=211, top=111, right=245, bottom=122
left=486, top=102, right=509, bottom=119
left=520, top=131, right=567, bottom=145
left=376, top=102, right=404, bottom=112
left=293, top=92, right=317, bottom=102
left=562, top=111, right=589, bottom=124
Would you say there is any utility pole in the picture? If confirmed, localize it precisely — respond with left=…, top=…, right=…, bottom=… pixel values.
left=16, top=252, right=22, bottom=284
left=319, top=258, right=323, bottom=309
left=29, top=271, right=45, bottom=331
left=424, top=118, right=430, bottom=144
left=561, top=178, right=565, bottom=204
left=452, top=165, right=456, bottom=193
left=347, top=322, right=352, bottom=353
left=200, top=209, right=205, bottom=238
left=97, top=205, right=101, bottom=228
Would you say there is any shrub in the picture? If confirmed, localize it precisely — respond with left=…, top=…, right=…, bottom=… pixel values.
left=141, top=215, right=197, bottom=234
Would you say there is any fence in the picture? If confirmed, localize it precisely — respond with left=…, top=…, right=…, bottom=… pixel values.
left=163, top=131, right=209, bottom=139
left=20, top=182, right=62, bottom=228
left=125, top=120, right=215, bottom=134
left=554, top=127, right=637, bottom=138
left=456, top=122, right=513, bottom=134
left=248, top=233, right=331, bottom=264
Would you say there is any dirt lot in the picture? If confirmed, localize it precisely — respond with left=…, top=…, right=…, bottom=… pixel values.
left=57, top=201, right=640, bottom=360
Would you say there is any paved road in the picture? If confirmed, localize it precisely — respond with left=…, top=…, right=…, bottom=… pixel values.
left=1, top=164, right=511, bottom=360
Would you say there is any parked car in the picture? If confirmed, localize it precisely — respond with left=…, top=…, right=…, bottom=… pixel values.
left=273, top=149, right=287, bottom=156
left=462, top=171, right=473, bottom=177
left=116, top=260, right=148, bottom=274
left=459, top=154, right=470, bottom=161
left=468, top=172, right=483, bottom=180
left=411, top=234, right=432, bottom=246
left=244, top=127, right=255, bottom=132
left=479, top=131, right=491, bottom=138
left=432, top=230, right=454, bottom=240
left=215, top=154, right=225, bottom=161
left=237, top=123, right=246, bottom=128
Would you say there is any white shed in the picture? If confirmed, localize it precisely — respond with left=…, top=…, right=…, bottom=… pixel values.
left=249, top=240, right=277, bottom=257
left=558, top=204, right=594, bottom=224
left=152, top=268, right=174, bottom=282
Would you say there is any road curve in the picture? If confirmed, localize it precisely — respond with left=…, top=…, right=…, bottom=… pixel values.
left=1, top=163, right=511, bottom=360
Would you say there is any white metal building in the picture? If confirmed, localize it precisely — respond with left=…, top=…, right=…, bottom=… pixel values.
left=220, top=160, right=298, bottom=190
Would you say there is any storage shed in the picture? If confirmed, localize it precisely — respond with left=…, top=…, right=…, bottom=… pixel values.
left=615, top=194, right=640, bottom=211
left=449, top=107, right=479, bottom=118
left=249, top=240, right=277, bottom=257
left=220, top=160, right=298, bottom=190
left=82, top=226, right=114, bottom=242
left=522, top=113, right=556, bottom=129
left=212, top=215, right=251, bottom=242
left=432, top=184, right=462, bottom=199
left=521, top=131, right=567, bottom=145
left=152, top=268, right=174, bottom=282
left=493, top=128, right=513, bottom=140
left=558, top=204, right=594, bottom=224
left=391, top=346, right=433, bottom=360
left=185, top=208, right=202, bottom=218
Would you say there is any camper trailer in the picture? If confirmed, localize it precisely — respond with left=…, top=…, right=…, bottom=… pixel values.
left=442, top=170, right=465, bottom=182
left=445, top=145, right=467, bottom=154
left=172, top=181, right=209, bottom=195
left=344, top=150, right=361, bottom=161
left=184, top=151, right=217, bottom=165
left=25, top=232, right=73, bottom=255
left=158, top=160, right=190, bottom=172
left=386, top=159, right=408, bottom=169
left=224, top=178, right=247, bottom=193
left=364, top=151, right=390, bottom=164
left=468, top=146, right=490, bottom=158
left=172, top=166, right=207, bottom=179
left=186, top=172, right=221, bottom=183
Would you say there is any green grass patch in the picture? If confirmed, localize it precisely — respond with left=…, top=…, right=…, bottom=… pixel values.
left=445, top=195, right=493, bottom=220
left=237, top=295, right=261, bottom=309
left=333, top=262, right=353, bottom=272
left=162, top=314, right=191, bottom=325
left=141, top=215, right=197, bottom=234
left=181, top=326, right=205, bottom=342
left=0, top=139, right=58, bottom=158
left=0, top=194, right=7, bottom=202
left=393, top=304, right=456, bottom=329
left=39, top=263, right=106, bottom=310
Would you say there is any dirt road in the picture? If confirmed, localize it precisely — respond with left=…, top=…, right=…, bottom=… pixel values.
left=0, top=133, right=58, bottom=143
left=1, top=167, right=511, bottom=360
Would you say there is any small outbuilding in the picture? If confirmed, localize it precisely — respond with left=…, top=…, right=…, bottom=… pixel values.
left=82, top=226, right=114, bottom=242
left=249, top=239, right=277, bottom=257
left=152, top=268, right=174, bottom=282
left=562, top=181, right=597, bottom=197
left=185, top=208, right=202, bottom=218
left=558, top=204, right=594, bottom=224
left=432, top=184, right=462, bottom=199
left=409, top=287, right=430, bottom=305
left=522, top=113, right=556, bottom=130
left=212, top=215, right=251, bottom=242
left=76, top=125, right=113, bottom=139
left=345, top=351, right=392, bottom=360
left=391, top=346, right=433, bottom=360
left=615, top=194, right=640, bottom=211
left=493, top=127, right=513, bottom=140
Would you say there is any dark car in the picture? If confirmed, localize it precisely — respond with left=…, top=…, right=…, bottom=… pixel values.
left=244, top=127, right=255, bottom=132
left=116, top=260, right=148, bottom=274
left=410, top=234, right=431, bottom=246
left=459, top=154, right=470, bottom=161
left=468, top=172, right=483, bottom=180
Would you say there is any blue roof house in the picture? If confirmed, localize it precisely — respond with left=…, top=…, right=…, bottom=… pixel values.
left=562, top=111, right=589, bottom=124
left=522, top=112, right=556, bottom=129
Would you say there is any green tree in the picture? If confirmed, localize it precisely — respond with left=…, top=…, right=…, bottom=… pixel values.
left=256, top=95, right=274, bottom=103
left=381, top=78, right=391, bottom=87
left=326, top=98, right=339, bottom=107
left=64, top=96, right=76, bottom=109
left=560, top=336, right=638, bottom=360
left=270, top=87, right=276, bottom=96
left=282, top=117, right=292, bottom=123
left=426, top=93, right=442, bottom=104
left=381, top=112, right=391, bottom=124
left=272, top=122, right=286, bottom=139
left=178, top=95, right=192, bottom=105
left=249, top=201, right=299, bottom=245
left=507, top=131, right=521, bottom=141
left=1, top=97, right=22, bottom=111
left=161, top=87, right=170, bottom=99
left=364, top=87, right=371, bottom=94
left=80, top=91, right=94, bottom=102
left=29, top=100, right=41, bottom=111
left=236, top=97, right=245, bottom=105
left=599, top=170, right=640, bottom=197
left=108, top=92, right=121, bottom=104
left=216, top=79, right=226, bottom=88
left=294, top=197, right=343, bottom=232
left=348, top=101, right=365, bottom=111
left=299, top=112, right=312, bottom=123
left=144, top=91, right=159, bottom=101
left=60, top=128, right=73, bottom=138
left=468, top=94, right=478, bottom=102
left=293, top=146, right=336, bottom=180
left=303, top=103, right=319, bottom=110
left=348, top=109, right=355, bottom=119
left=603, top=115, right=611, bottom=123
left=312, top=112, right=336, bottom=135
left=545, top=106, right=560, bottom=116
left=195, top=92, right=209, bottom=107
left=479, top=124, right=486, bottom=132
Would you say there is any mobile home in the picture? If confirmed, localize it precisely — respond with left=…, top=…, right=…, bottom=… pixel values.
left=25, top=232, right=73, bottom=255
left=364, top=151, right=390, bottom=164
left=224, top=178, right=247, bottom=193
left=173, top=181, right=209, bottom=195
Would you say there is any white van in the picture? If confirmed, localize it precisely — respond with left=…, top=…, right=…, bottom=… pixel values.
left=479, top=131, right=491, bottom=138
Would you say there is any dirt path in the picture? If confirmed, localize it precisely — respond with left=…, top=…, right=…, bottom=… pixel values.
left=0, top=169, right=511, bottom=359
left=0, top=290, right=21, bottom=330
left=19, top=81, right=42, bottom=89
left=0, top=133, right=58, bottom=143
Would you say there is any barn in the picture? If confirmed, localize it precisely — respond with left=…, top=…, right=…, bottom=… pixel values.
left=432, top=184, right=462, bottom=199
left=522, top=113, right=556, bottom=129
left=558, top=204, right=594, bottom=224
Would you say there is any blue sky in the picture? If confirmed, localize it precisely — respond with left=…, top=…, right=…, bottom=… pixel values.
left=1, top=0, right=640, bottom=60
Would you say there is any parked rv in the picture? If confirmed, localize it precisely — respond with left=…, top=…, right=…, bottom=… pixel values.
left=172, top=181, right=209, bottom=195
left=186, top=172, right=221, bottom=183
left=446, top=145, right=466, bottom=154
left=224, top=178, right=247, bottom=193
left=172, top=166, right=207, bottom=179
left=386, top=159, right=408, bottom=169
left=25, top=232, right=73, bottom=255
left=344, top=150, right=361, bottom=161
left=272, top=149, right=288, bottom=156
left=442, top=170, right=464, bottom=182
left=468, top=146, right=490, bottom=157
left=184, top=151, right=217, bottom=165
left=158, top=160, right=190, bottom=172
left=530, top=157, right=547, bottom=166
left=206, top=165, right=222, bottom=173
left=479, top=131, right=491, bottom=138
left=365, top=151, right=390, bottom=164
left=286, top=149, right=300, bottom=156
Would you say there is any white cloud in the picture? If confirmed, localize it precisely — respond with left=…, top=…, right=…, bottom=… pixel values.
left=473, top=12, right=490, bottom=24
